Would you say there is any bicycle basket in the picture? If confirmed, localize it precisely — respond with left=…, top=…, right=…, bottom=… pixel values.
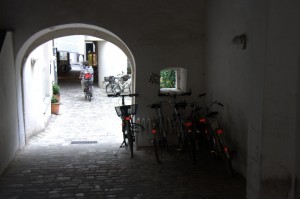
left=108, top=76, right=115, bottom=83
left=115, top=104, right=138, bottom=117
left=104, top=76, right=109, bottom=82
left=122, top=74, right=130, bottom=81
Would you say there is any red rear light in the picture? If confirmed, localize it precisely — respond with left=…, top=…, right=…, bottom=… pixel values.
left=125, top=116, right=131, bottom=121
left=184, top=122, right=192, bottom=127
left=199, top=118, right=206, bottom=123
left=216, top=129, right=224, bottom=134
left=224, top=146, right=229, bottom=153
left=151, top=129, right=157, bottom=134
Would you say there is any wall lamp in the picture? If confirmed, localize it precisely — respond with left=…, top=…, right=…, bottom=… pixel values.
left=232, top=34, right=247, bottom=49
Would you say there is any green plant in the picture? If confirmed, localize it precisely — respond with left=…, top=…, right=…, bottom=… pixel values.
left=51, top=96, right=58, bottom=103
left=52, top=83, right=60, bottom=95
left=160, top=69, right=176, bottom=88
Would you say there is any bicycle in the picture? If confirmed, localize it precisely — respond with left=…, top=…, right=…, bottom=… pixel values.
left=158, top=90, right=197, bottom=163
left=105, top=76, right=118, bottom=94
left=204, top=101, right=234, bottom=176
left=107, top=74, right=131, bottom=94
left=83, top=73, right=93, bottom=102
left=108, top=92, right=144, bottom=158
left=187, top=93, right=207, bottom=156
left=147, top=102, right=168, bottom=164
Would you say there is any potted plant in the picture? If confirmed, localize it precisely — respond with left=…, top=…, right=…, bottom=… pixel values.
left=52, top=83, right=60, bottom=102
left=51, top=95, right=60, bottom=115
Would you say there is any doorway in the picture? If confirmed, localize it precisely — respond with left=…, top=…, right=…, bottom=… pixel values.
left=16, top=23, right=136, bottom=147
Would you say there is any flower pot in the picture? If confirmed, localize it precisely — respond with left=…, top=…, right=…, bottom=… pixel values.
left=51, top=103, right=60, bottom=115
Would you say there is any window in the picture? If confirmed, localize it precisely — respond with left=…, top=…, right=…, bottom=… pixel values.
left=160, top=67, right=187, bottom=94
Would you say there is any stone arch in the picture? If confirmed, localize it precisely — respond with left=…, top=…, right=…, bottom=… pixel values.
left=15, top=23, right=136, bottom=147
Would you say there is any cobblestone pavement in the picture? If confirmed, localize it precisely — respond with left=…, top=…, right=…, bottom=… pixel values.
left=0, top=79, right=246, bottom=199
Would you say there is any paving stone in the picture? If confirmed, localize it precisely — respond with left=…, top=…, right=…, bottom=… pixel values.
left=0, top=80, right=246, bottom=199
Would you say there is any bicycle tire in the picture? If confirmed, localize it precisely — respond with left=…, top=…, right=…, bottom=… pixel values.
left=216, top=136, right=234, bottom=176
left=128, top=84, right=131, bottom=93
left=112, top=84, right=121, bottom=94
left=106, top=83, right=115, bottom=93
left=211, top=135, right=222, bottom=158
left=153, top=135, right=163, bottom=164
left=126, top=121, right=134, bottom=158
left=187, top=132, right=197, bottom=164
left=176, top=120, right=185, bottom=151
left=207, top=127, right=218, bottom=156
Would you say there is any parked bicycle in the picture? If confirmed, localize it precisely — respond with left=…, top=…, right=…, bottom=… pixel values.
left=158, top=90, right=197, bottom=163
left=108, top=92, right=144, bottom=158
left=105, top=74, right=131, bottom=94
left=203, top=101, right=234, bottom=176
left=147, top=102, right=168, bottom=164
left=105, top=76, right=117, bottom=93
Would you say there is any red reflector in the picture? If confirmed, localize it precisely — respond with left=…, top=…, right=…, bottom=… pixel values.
left=199, top=118, right=206, bottom=123
left=224, top=147, right=229, bottom=153
left=151, top=129, right=157, bottom=134
left=125, top=116, right=131, bottom=121
left=216, top=129, right=224, bottom=134
left=184, top=122, right=192, bottom=127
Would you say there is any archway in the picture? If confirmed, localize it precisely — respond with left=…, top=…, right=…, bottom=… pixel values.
left=15, top=23, right=136, bottom=148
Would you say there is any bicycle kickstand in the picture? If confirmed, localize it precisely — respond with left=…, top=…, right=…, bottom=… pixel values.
left=114, top=140, right=127, bottom=157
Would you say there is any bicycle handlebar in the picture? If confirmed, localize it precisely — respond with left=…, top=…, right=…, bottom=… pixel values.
left=107, top=93, right=139, bottom=97
left=206, top=101, right=224, bottom=110
left=158, top=89, right=192, bottom=97
left=214, top=101, right=224, bottom=107
left=147, top=103, right=161, bottom=109
left=198, top=93, right=206, bottom=98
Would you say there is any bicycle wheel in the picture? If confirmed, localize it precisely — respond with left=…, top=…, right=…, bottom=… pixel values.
left=176, top=121, right=185, bottom=151
left=106, top=83, right=115, bottom=93
left=216, top=136, right=233, bottom=176
left=128, top=85, right=131, bottom=93
left=187, top=132, right=197, bottom=164
left=153, top=132, right=163, bottom=164
left=88, top=87, right=92, bottom=101
left=126, top=121, right=134, bottom=158
left=112, top=84, right=121, bottom=94
left=207, top=126, right=218, bottom=156
left=87, top=93, right=91, bottom=101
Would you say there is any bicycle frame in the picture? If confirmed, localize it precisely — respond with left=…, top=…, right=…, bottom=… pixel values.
left=108, top=93, right=141, bottom=158
left=203, top=101, right=233, bottom=176
left=158, top=90, right=192, bottom=151
left=148, top=103, right=168, bottom=164
left=83, top=79, right=93, bottom=101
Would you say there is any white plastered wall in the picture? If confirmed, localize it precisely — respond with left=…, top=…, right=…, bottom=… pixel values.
left=23, top=41, right=53, bottom=140
left=0, top=32, right=19, bottom=174
left=206, top=1, right=300, bottom=198
left=97, top=40, right=127, bottom=87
